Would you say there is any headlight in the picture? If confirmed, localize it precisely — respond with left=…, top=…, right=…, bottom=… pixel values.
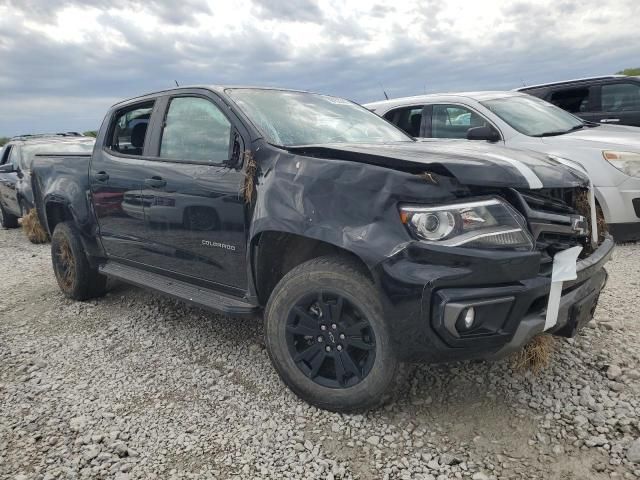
left=603, top=151, right=640, bottom=177
left=399, top=198, right=534, bottom=250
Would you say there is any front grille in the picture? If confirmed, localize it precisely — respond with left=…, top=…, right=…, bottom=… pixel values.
left=466, top=185, right=602, bottom=273
left=509, top=188, right=594, bottom=274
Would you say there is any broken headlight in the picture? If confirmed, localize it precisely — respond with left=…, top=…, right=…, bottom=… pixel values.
left=399, top=198, right=534, bottom=250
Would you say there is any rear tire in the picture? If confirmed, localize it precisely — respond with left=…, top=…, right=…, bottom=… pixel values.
left=51, top=222, right=107, bottom=300
left=265, top=255, right=404, bottom=412
left=0, top=203, right=19, bottom=229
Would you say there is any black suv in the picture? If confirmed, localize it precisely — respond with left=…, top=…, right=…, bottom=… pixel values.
left=517, top=75, right=640, bottom=127
left=0, top=134, right=94, bottom=229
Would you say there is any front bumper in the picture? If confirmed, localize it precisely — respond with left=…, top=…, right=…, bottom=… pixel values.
left=374, top=235, right=614, bottom=363
left=597, top=183, right=640, bottom=241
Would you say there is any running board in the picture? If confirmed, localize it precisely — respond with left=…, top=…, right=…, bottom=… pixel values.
left=99, top=262, right=259, bottom=317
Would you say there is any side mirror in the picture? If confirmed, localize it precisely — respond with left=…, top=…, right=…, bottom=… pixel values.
left=0, top=163, right=16, bottom=174
left=466, top=126, right=501, bottom=142
left=224, top=130, right=244, bottom=168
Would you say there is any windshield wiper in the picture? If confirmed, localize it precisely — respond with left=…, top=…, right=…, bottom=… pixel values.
left=533, top=124, right=586, bottom=137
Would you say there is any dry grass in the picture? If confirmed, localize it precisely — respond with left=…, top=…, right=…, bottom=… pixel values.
left=511, top=334, right=556, bottom=373
left=575, top=189, right=607, bottom=244
left=21, top=209, right=49, bottom=244
left=242, top=150, right=257, bottom=204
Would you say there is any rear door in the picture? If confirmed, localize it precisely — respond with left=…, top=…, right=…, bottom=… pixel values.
left=382, top=106, right=425, bottom=137
left=90, top=100, right=158, bottom=262
left=139, top=90, right=248, bottom=290
left=591, top=80, right=640, bottom=127
left=0, top=145, right=21, bottom=216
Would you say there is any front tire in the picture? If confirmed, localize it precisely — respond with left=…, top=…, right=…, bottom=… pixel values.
left=0, top=203, right=19, bottom=229
left=265, top=255, right=403, bottom=412
left=51, top=222, right=107, bottom=300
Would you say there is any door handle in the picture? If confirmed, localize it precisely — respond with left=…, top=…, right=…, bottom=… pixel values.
left=600, top=118, right=620, bottom=123
left=95, top=171, right=109, bottom=182
left=145, top=177, right=167, bottom=188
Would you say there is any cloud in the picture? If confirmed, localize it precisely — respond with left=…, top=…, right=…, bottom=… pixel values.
left=0, top=0, right=639, bottom=135
left=252, top=0, right=324, bottom=22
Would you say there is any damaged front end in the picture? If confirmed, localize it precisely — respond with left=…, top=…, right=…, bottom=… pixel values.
left=376, top=176, right=613, bottom=363
left=248, top=135, right=613, bottom=364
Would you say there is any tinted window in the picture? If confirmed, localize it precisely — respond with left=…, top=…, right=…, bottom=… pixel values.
left=384, top=106, right=423, bottom=137
left=549, top=87, right=591, bottom=113
left=226, top=88, right=411, bottom=146
left=601, top=83, right=640, bottom=112
left=108, top=102, right=154, bottom=156
left=160, top=97, right=231, bottom=163
left=431, top=105, right=488, bottom=139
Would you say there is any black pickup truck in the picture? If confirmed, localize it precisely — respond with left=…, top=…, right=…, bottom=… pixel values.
left=31, top=86, right=613, bottom=412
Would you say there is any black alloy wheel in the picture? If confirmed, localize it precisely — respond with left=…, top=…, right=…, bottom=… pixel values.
left=286, top=291, right=376, bottom=389
left=264, top=255, right=404, bottom=412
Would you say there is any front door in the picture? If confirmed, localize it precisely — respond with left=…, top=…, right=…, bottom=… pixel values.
left=140, top=93, right=248, bottom=289
left=90, top=100, right=156, bottom=261
left=592, top=81, right=640, bottom=127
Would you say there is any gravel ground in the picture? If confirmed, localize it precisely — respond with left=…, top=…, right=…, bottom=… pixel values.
left=1, top=226, right=639, bottom=480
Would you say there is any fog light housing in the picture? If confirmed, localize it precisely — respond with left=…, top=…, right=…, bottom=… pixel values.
left=462, top=307, right=475, bottom=329
left=441, top=296, right=515, bottom=339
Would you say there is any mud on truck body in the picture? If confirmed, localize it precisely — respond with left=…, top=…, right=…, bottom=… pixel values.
left=31, top=86, right=613, bottom=412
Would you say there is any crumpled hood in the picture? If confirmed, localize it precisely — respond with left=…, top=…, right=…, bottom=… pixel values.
left=287, top=140, right=588, bottom=190
left=542, top=124, right=640, bottom=151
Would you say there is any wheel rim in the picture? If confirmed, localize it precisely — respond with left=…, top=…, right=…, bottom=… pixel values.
left=286, top=291, right=376, bottom=389
left=53, top=238, right=76, bottom=290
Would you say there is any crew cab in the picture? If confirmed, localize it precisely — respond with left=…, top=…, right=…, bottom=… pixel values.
left=31, top=86, right=613, bottom=412
left=0, top=134, right=94, bottom=229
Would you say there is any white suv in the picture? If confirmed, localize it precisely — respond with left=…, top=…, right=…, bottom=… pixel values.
left=365, top=91, right=640, bottom=242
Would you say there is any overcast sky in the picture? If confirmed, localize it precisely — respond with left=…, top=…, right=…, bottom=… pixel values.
left=0, top=0, right=638, bottom=136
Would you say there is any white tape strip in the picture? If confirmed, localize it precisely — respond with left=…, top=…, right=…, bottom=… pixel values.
left=544, top=246, right=583, bottom=330
left=545, top=282, right=563, bottom=331
left=588, top=182, right=598, bottom=247
left=483, top=153, right=544, bottom=190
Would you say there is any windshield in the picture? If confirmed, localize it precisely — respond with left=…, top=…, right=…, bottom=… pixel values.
left=226, top=88, right=412, bottom=146
left=481, top=95, right=585, bottom=137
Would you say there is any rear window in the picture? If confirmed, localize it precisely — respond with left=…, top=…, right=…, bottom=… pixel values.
left=108, top=102, right=155, bottom=156
left=548, top=87, right=592, bottom=113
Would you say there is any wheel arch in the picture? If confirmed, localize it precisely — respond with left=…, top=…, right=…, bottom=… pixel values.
left=251, top=230, right=373, bottom=306
left=44, top=198, right=76, bottom=235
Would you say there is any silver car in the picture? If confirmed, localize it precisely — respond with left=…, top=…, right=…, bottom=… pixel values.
left=365, top=91, right=640, bottom=241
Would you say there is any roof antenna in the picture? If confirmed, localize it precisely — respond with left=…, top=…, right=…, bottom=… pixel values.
left=379, top=83, right=389, bottom=100
left=520, top=78, right=526, bottom=87
left=174, top=80, right=180, bottom=87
